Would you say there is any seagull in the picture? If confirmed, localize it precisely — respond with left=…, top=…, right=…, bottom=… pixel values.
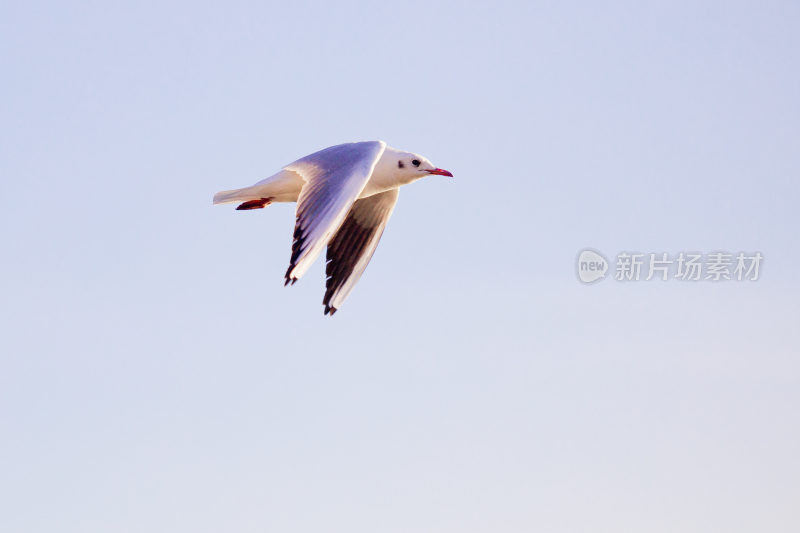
left=213, top=141, right=453, bottom=315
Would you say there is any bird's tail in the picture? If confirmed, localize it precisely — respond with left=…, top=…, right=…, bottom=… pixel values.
left=213, top=186, right=261, bottom=205
left=214, top=169, right=302, bottom=206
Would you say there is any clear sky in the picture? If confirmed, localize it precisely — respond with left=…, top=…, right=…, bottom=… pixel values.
left=1, top=1, right=799, bottom=532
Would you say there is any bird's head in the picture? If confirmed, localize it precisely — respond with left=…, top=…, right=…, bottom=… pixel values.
left=393, top=151, right=453, bottom=181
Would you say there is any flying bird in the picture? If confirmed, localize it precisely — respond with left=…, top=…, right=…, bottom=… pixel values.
left=213, top=141, right=453, bottom=315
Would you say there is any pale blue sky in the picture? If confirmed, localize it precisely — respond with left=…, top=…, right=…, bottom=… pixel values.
left=1, top=1, right=799, bottom=532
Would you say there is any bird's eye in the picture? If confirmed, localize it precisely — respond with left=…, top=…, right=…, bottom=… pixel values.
left=412, top=159, right=420, bottom=167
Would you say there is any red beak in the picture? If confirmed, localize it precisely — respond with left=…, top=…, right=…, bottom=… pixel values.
left=426, top=168, right=454, bottom=177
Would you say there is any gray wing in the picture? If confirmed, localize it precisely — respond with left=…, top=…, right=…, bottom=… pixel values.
left=283, top=141, right=386, bottom=284
left=322, top=188, right=399, bottom=315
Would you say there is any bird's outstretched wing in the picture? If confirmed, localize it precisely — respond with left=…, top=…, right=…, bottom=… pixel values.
left=284, top=141, right=386, bottom=284
left=323, top=188, right=399, bottom=315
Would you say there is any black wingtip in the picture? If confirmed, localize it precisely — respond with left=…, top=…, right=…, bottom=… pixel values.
left=284, top=268, right=298, bottom=286
left=324, top=305, right=338, bottom=316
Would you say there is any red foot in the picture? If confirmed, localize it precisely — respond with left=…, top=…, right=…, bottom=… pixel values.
left=236, top=198, right=273, bottom=210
